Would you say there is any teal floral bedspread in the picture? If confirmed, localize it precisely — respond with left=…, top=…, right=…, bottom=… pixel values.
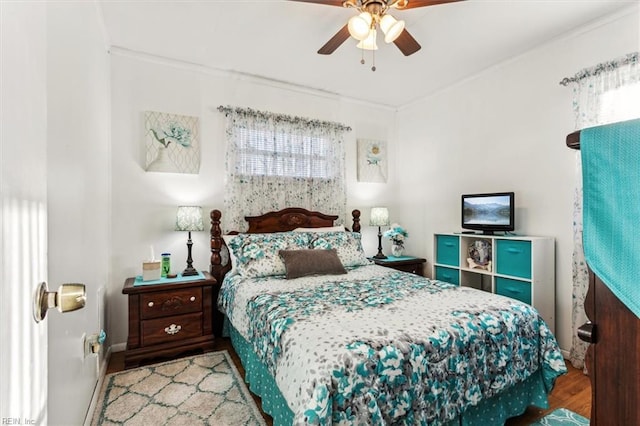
left=218, top=265, right=566, bottom=425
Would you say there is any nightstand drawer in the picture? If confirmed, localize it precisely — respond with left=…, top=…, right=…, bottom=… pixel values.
left=140, top=287, right=202, bottom=319
left=496, top=240, right=532, bottom=279
left=392, top=263, right=423, bottom=275
left=436, top=235, right=460, bottom=266
left=141, top=312, right=203, bottom=346
left=496, top=277, right=531, bottom=305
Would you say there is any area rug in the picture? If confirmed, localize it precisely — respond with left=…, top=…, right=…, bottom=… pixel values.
left=92, top=350, right=267, bottom=425
left=531, top=408, right=590, bottom=426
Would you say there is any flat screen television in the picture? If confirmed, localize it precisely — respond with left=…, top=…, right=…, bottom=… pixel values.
left=461, top=192, right=515, bottom=235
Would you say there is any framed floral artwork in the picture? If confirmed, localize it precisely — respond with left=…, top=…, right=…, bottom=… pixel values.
left=144, top=111, right=200, bottom=174
left=357, top=139, right=387, bottom=183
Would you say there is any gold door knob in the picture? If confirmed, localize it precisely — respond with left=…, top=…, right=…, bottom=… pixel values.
left=33, top=282, right=86, bottom=323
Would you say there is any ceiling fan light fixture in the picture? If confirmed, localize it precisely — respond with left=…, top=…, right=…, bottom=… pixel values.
left=379, top=14, right=405, bottom=43
left=348, top=12, right=373, bottom=41
left=356, top=29, right=378, bottom=50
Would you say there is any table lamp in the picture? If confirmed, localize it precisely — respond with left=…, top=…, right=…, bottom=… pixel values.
left=175, top=206, right=204, bottom=276
left=370, top=207, right=390, bottom=259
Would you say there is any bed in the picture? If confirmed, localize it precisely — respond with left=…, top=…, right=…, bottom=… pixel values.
left=209, top=208, right=566, bottom=425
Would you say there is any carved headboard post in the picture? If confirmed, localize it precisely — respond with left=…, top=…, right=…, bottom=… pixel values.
left=210, top=209, right=224, bottom=283
left=351, top=209, right=361, bottom=233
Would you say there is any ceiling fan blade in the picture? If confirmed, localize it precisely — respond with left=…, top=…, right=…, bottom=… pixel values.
left=289, top=0, right=346, bottom=6
left=396, top=0, right=465, bottom=10
left=393, top=29, right=421, bottom=56
left=318, top=24, right=351, bottom=55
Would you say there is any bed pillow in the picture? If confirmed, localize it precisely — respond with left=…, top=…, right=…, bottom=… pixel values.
left=279, top=249, right=347, bottom=279
left=222, top=235, right=238, bottom=270
left=293, top=226, right=345, bottom=233
left=228, top=231, right=311, bottom=278
left=309, top=231, right=371, bottom=268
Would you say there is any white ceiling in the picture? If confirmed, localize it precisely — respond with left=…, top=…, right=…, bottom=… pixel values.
left=99, top=0, right=634, bottom=108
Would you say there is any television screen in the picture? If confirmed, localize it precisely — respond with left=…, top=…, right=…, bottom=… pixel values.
left=461, top=192, right=514, bottom=234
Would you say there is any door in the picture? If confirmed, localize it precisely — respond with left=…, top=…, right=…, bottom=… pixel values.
left=1, top=2, right=49, bottom=423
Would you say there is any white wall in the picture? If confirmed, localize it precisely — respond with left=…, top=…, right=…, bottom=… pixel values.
left=46, top=2, right=110, bottom=424
left=108, top=53, right=397, bottom=346
left=395, top=7, right=639, bottom=352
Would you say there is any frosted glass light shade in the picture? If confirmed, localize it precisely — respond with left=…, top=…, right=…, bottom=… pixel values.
left=348, top=12, right=373, bottom=41
left=370, top=207, right=390, bottom=226
left=380, top=14, right=405, bottom=43
left=356, top=29, right=378, bottom=50
left=175, top=206, right=204, bottom=231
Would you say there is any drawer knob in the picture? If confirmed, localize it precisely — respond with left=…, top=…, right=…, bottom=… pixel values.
left=190, top=296, right=196, bottom=302
left=148, top=301, right=154, bottom=307
left=164, top=324, right=181, bottom=335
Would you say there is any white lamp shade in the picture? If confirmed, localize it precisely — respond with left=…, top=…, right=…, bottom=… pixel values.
left=175, top=206, right=204, bottom=231
left=356, top=29, right=378, bottom=50
left=380, top=14, right=405, bottom=43
left=348, top=12, right=373, bottom=41
left=370, top=207, right=390, bottom=226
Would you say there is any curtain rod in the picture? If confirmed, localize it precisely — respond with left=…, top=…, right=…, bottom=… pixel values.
left=559, top=52, right=638, bottom=86
left=217, top=105, right=352, bottom=132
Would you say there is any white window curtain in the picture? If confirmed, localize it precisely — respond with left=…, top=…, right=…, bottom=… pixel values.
left=217, top=106, right=351, bottom=232
left=560, top=52, right=640, bottom=368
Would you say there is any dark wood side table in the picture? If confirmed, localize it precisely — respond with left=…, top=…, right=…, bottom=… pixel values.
left=370, top=256, right=427, bottom=276
left=122, top=271, right=218, bottom=369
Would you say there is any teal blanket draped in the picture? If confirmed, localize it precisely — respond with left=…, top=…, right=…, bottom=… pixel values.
left=582, top=118, right=640, bottom=318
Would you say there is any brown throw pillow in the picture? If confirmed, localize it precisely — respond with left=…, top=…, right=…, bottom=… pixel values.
left=279, top=249, right=347, bottom=279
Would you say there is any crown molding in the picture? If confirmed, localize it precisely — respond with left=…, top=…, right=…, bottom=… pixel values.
left=108, top=46, right=396, bottom=112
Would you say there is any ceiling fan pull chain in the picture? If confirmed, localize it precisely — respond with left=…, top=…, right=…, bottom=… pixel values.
left=371, top=48, right=376, bottom=72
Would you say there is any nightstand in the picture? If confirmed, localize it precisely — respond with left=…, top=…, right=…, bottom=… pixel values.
left=370, top=256, right=427, bottom=276
left=122, top=271, right=218, bottom=369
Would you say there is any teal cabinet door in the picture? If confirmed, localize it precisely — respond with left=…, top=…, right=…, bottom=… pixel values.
left=496, top=277, right=532, bottom=305
left=496, top=240, right=532, bottom=279
left=435, top=266, right=460, bottom=285
left=436, top=235, right=460, bottom=267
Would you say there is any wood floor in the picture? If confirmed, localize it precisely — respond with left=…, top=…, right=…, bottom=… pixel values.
left=107, top=339, right=590, bottom=426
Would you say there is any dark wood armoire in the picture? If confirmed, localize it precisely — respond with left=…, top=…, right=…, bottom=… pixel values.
left=567, top=131, right=640, bottom=425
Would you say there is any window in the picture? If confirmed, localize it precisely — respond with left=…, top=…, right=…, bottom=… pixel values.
left=218, top=106, right=351, bottom=232
left=235, top=127, right=334, bottom=179
left=599, top=82, right=640, bottom=124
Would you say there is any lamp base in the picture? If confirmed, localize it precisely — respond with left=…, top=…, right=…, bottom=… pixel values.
left=182, top=267, right=199, bottom=276
left=373, top=226, right=387, bottom=260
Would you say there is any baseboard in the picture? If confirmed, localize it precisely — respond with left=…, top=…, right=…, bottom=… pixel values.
left=560, top=348, right=570, bottom=359
left=110, top=342, right=126, bottom=352
left=82, top=346, right=112, bottom=426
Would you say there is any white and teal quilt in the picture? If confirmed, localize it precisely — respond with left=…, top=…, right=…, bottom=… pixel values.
left=218, top=264, right=566, bottom=425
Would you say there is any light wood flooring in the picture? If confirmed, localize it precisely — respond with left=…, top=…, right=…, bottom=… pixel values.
left=107, top=339, right=590, bottom=426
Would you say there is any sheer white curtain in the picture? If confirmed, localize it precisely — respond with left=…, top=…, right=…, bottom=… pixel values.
left=217, top=106, right=350, bottom=233
left=560, top=52, right=640, bottom=368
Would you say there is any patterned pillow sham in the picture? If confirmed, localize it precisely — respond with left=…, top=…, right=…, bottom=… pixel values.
left=222, top=235, right=238, bottom=270
left=309, top=231, right=372, bottom=268
left=228, top=231, right=310, bottom=278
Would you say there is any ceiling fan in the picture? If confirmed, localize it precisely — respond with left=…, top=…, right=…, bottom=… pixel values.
left=290, top=0, right=465, bottom=59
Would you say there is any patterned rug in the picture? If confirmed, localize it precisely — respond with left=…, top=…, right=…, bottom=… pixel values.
left=531, top=408, right=590, bottom=426
left=92, top=350, right=266, bottom=425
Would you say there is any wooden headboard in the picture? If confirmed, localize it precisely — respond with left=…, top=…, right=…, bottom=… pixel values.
left=209, top=207, right=361, bottom=284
